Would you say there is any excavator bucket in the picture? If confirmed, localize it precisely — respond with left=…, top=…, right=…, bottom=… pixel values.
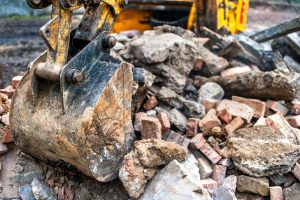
left=9, top=0, right=135, bottom=182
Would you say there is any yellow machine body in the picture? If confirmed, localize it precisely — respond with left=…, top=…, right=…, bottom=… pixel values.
left=113, top=0, right=250, bottom=34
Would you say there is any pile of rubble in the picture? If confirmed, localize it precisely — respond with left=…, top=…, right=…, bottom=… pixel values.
left=2, top=21, right=300, bottom=199
left=110, top=24, right=300, bottom=200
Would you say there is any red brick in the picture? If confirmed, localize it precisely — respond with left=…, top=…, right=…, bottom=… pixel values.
left=199, top=143, right=222, bottom=164
left=221, top=66, right=251, bottom=80
left=214, top=146, right=229, bottom=158
left=217, top=100, right=254, bottom=123
left=134, top=112, right=147, bottom=132
left=193, top=56, right=204, bottom=71
left=198, top=157, right=213, bottom=179
left=292, top=162, right=300, bottom=181
left=189, top=134, right=206, bottom=150
left=225, top=117, right=244, bottom=135
left=232, top=96, right=266, bottom=118
left=166, top=131, right=190, bottom=149
left=266, top=100, right=288, bottom=116
left=157, top=112, right=171, bottom=133
left=270, top=186, right=283, bottom=200
left=203, top=99, right=220, bottom=112
left=141, top=117, right=162, bottom=139
left=199, top=109, right=221, bottom=135
left=217, top=109, right=233, bottom=123
left=186, top=118, right=199, bottom=138
left=200, top=178, right=218, bottom=194
left=143, top=96, right=158, bottom=111
left=287, top=115, right=300, bottom=128
left=211, top=164, right=227, bottom=186
left=12, top=75, right=23, bottom=89
left=0, top=86, right=15, bottom=98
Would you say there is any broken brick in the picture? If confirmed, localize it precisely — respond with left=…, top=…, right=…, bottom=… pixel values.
left=134, top=112, right=147, bottom=132
left=186, top=118, right=199, bottom=138
left=211, top=165, right=227, bottom=186
left=266, top=100, right=288, bottom=116
left=287, top=115, right=300, bottom=128
left=157, top=112, right=171, bottom=133
left=225, top=117, right=244, bottom=135
left=270, top=186, right=283, bottom=200
left=232, top=96, right=266, bottom=118
left=166, top=131, right=190, bottom=149
left=291, top=162, right=300, bottom=181
left=199, top=143, right=222, bottom=164
left=143, top=96, right=158, bottom=111
left=12, top=75, right=23, bottom=89
left=199, top=109, right=221, bottom=135
left=221, top=66, right=251, bottom=79
left=217, top=99, right=254, bottom=123
left=141, top=117, right=162, bottom=139
left=1, top=126, right=13, bottom=143
left=193, top=56, right=204, bottom=71
left=217, top=109, right=233, bottom=123
left=189, top=134, right=206, bottom=150
left=200, top=178, right=218, bottom=194
left=203, top=99, right=220, bottom=112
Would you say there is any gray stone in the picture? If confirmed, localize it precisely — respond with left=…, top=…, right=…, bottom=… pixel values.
left=269, top=174, right=287, bottom=186
left=31, top=178, right=56, bottom=200
left=119, top=139, right=187, bottom=199
left=237, top=175, right=269, bottom=196
left=0, top=143, right=8, bottom=155
left=283, top=183, right=300, bottom=200
left=169, top=109, right=188, bottom=132
left=19, top=184, right=35, bottom=200
left=157, top=87, right=205, bottom=118
left=212, top=185, right=237, bottom=200
left=228, top=126, right=300, bottom=177
left=139, top=160, right=212, bottom=200
left=198, top=82, right=224, bottom=103
left=181, top=153, right=201, bottom=183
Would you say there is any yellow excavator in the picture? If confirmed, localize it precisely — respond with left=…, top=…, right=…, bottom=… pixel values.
left=113, top=0, right=250, bottom=34
left=10, top=0, right=250, bottom=182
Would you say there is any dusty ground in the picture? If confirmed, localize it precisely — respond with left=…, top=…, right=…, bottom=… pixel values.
left=0, top=4, right=300, bottom=199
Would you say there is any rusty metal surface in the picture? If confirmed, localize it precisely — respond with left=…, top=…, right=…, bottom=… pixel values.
left=10, top=34, right=135, bottom=182
left=10, top=0, right=136, bottom=182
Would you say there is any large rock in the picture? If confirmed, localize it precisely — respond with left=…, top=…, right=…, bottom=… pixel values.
left=198, top=82, right=224, bottom=103
left=139, top=160, right=212, bottom=200
left=119, top=139, right=187, bottom=199
left=157, top=87, right=205, bottom=118
left=129, top=26, right=200, bottom=94
left=237, top=175, right=269, bottom=196
left=283, top=183, right=300, bottom=200
left=228, top=126, right=300, bottom=177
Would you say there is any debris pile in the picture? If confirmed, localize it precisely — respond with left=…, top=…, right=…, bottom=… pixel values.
left=110, top=24, right=300, bottom=199
left=2, top=20, right=300, bottom=199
